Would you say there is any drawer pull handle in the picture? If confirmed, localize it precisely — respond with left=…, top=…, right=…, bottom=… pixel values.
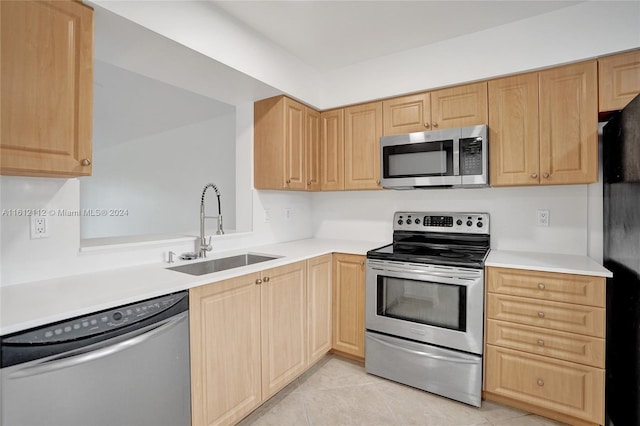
left=537, top=339, right=545, bottom=346
left=538, top=283, right=545, bottom=290
left=538, top=312, right=545, bottom=318
left=537, top=379, right=545, bottom=387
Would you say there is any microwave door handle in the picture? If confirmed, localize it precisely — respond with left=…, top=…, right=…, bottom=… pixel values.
left=453, top=138, right=460, bottom=176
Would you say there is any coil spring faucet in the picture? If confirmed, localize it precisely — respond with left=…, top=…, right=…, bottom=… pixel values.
left=199, top=183, right=224, bottom=258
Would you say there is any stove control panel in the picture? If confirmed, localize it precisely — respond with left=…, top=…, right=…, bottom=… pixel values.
left=394, top=212, right=489, bottom=234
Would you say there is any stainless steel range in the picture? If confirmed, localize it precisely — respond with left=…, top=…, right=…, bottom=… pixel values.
left=365, top=211, right=490, bottom=407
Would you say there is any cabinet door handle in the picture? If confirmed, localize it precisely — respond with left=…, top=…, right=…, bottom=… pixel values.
left=537, top=379, right=545, bottom=387
left=307, top=181, right=311, bottom=185
left=543, top=172, right=550, bottom=178
left=286, top=179, right=291, bottom=184
left=538, top=311, right=545, bottom=318
left=255, top=278, right=262, bottom=285
left=537, top=339, right=545, bottom=346
left=432, top=122, right=439, bottom=128
left=376, top=180, right=381, bottom=185
left=81, top=158, right=91, bottom=166
left=424, top=123, right=430, bottom=128
left=263, top=276, right=270, bottom=283
left=531, top=173, right=538, bottom=179
left=538, top=283, right=545, bottom=290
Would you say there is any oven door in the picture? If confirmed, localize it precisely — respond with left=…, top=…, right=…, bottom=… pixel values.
left=365, top=259, right=484, bottom=355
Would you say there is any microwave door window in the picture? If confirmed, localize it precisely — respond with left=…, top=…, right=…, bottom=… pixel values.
left=377, top=275, right=466, bottom=331
left=383, top=140, right=454, bottom=178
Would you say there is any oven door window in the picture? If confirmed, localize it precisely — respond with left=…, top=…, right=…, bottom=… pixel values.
left=376, top=275, right=466, bottom=331
left=382, top=140, right=454, bottom=178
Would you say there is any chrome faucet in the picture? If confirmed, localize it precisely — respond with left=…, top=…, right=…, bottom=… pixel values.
left=199, top=183, right=224, bottom=258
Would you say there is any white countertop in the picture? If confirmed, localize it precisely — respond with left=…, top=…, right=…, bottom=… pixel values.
left=1, top=240, right=611, bottom=336
left=0, top=238, right=383, bottom=336
left=486, top=250, right=612, bottom=277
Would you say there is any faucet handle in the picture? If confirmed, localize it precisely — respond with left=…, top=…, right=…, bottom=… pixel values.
left=168, top=251, right=176, bottom=263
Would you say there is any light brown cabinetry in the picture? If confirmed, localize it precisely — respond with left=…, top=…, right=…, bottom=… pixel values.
left=1, top=0, right=94, bottom=177
left=332, top=253, right=366, bottom=359
left=190, top=261, right=308, bottom=426
left=489, top=61, right=598, bottom=186
left=382, top=82, right=487, bottom=136
left=254, top=96, right=319, bottom=190
left=344, top=102, right=383, bottom=190
left=307, top=254, right=333, bottom=365
left=260, top=262, right=307, bottom=399
left=320, top=109, right=345, bottom=190
left=598, top=50, right=640, bottom=112
left=190, top=273, right=262, bottom=426
left=484, top=267, right=606, bottom=425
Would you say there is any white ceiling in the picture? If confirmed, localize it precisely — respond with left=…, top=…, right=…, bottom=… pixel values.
left=211, top=0, right=584, bottom=71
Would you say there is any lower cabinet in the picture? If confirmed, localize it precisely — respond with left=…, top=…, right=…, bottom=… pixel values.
left=484, top=267, right=606, bottom=425
left=332, top=253, right=366, bottom=359
left=190, top=257, right=333, bottom=426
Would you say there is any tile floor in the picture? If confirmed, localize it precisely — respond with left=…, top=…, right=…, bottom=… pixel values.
left=238, top=354, right=565, bottom=426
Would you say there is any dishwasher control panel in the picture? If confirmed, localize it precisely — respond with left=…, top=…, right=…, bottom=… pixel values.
left=2, top=292, right=187, bottom=345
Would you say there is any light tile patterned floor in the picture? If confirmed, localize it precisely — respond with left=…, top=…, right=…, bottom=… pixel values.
left=238, top=354, right=566, bottom=426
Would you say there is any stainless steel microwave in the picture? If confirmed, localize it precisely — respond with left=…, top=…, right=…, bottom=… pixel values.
left=380, top=125, right=488, bottom=189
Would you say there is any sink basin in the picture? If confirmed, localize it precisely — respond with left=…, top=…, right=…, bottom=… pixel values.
left=167, top=253, right=280, bottom=276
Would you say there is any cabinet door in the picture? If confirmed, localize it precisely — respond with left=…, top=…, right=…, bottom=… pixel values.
left=261, top=261, right=307, bottom=399
left=539, top=61, right=598, bottom=185
left=320, top=109, right=345, bottom=190
left=431, top=82, right=488, bottom=130
left=488, top=73, right=540, bottom=186
left=485, top=345, right=605, bottom=424
left=382, top=92, right=431, bottom=135
left=598, top=50, right=640, bottom=112
left=307, top=254, right=332, bottom=366
left=190, top=273, right=262, bottom=426
left=284, top=98, right=306, bottom=190
left=305, top=107, right=321, bottom=191
left=332, top=253, right=366, bottom=359
left=344, top=102, right=382, bottom=190
left=1, top=0, right=93, bottom=177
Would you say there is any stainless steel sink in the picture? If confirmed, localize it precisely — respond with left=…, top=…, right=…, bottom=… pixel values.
left=167, top=253, right=280, bottom=276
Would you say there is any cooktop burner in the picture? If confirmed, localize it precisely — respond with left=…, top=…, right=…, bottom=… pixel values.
left=367, top=212, right=490, bottom=268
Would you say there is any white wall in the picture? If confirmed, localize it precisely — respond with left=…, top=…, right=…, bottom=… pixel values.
left=312, top=184, right=598, bottom=256
left=81, top=113, right=236, bottom=239
left=321, top=1, right=640, bottom=108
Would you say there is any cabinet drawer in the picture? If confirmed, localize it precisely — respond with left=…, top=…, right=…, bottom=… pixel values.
left=487, top=294, right=605, bottom=337
left=487, top=267, right=605, bottom=307
left=485, top=345, right=604, bottom=424
left=487, top=319, right=605, bottom=368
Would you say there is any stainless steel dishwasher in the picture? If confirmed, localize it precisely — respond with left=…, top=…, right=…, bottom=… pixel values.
left=1, top=291, right=191, bottom=426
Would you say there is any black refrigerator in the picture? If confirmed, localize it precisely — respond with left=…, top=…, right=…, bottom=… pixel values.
left=604, top=93, right=640, bottom=426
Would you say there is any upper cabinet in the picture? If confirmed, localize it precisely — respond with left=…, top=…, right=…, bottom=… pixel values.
left=598, top=50, right=640, bottom=112
left=1, top=0, right=94, bottom=177
left=320, top=109, right=345, bottom=191
left=489, top=61, right=598, bottom=186
left=382, top=82, right=487, bottom=136
left=254, top=96, right=320, bottom=191
left=344, top=102, right=383, bottom=190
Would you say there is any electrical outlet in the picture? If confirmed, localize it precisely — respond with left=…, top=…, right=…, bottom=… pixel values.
left=536, top=209, right=550, bottom=227
left=284, top=208, right=292, bottom=222
left=264, top=208, right=271, bottom=223
left=30, top=215, right=49, bottom=239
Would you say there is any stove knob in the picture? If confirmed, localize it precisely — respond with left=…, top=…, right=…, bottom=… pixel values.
left=415, top=218, right=421, bottom=225
left=477, top=221, right=483, bottom=228
left=397, top=219, right=403, bottom=225
left=466, top=220, right=473, bottom=227
left=406, top=219, right=412, bottom=224
left=456, top=219, right=463, bottom=226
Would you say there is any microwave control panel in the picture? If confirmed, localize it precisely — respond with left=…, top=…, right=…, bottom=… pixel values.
left=460, top=137, right=484, bottom=176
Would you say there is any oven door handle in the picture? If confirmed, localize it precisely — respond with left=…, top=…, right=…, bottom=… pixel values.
left=368, top=266, right=479, bottom=280
left=7, top=312, right=187, bottom=379
left=367, top=334, right=479, bottom=365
